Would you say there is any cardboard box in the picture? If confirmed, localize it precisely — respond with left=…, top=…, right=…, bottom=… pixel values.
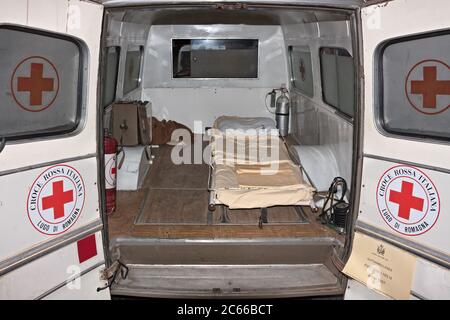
left=110, top=101, right=151, bottom=146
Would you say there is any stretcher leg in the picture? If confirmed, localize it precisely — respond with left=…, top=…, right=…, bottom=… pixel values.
left=310, top=200, right=318, bottom=213
left=220, top=206, right=231, bottom=223
left=258, top=207, right=268, bottom=229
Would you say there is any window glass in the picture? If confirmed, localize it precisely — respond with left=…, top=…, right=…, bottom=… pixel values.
left=289, top=46, right=313, bottom=97
left=381, top=31, right=450, bottom=139
left=123, top=46, right=143, bottom=95
left=0, top=27, right=83, bottom=139
left=320, top=47, right=355, bottom=118
left=172, top=39, right=258, bottom=78
left=102, top=46, right=120, bottom=107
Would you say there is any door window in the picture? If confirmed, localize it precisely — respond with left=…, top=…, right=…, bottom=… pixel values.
left=0, top=26, right=84, bottom=140
left=123, top=45, right=143, bottom=95
left=379, top=31, right=450, bottom=140
left=320, top=47, right=355, bottom=118
left=289, top=46, right=314, bottom=97
left=102, top=46, right=120, bottom=107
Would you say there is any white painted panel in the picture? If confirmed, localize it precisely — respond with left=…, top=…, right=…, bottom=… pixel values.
left=0, top=0, right=107, bottom=300
left=143, top=25, right=288, bottom=89
left=27, top=0, right=68, bottom=33
left=345, top=279, right=391, bottom=300
left=0, top=157, right=101, bottom=263
left=344, top=0, right=450, bottom=301
left=412, top=259, right=450, bottom=300
left=136, top=24, right=289, bottom=130
left=0, top=232, right=106, bottom=299
left=358, top=157, right=450, bottom=255
left=145, top=87, right=275, bottom=132
left=361, top=0, right=450, bottom=169
left=0, top=0, right=103, bottom=173
left=0, top=0, right=27, bottom=25
left=43, top=265, right=109, bottom=300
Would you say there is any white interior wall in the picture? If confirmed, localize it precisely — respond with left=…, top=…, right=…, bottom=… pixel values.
left=105, top=9, right=354, bottom=188
left=282, top=19, right=354, bottom=190
left=140, top=24, right=289, bottom=132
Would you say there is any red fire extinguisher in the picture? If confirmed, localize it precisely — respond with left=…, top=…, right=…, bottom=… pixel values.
left=104, top=130, right=118, bottom=215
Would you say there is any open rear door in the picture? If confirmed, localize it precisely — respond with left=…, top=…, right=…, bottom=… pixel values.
left=0, top=0, right=109, bottom=299
left=344, top=0, right=450, bottom=299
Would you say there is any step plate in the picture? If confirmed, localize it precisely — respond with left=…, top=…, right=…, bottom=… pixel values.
left=111, top=263, right=341, bottom=298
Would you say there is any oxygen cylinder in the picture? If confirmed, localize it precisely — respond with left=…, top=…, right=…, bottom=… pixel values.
left=275, top=89, right=290, bottom=137
left=104, top=130, right=118, bottom=215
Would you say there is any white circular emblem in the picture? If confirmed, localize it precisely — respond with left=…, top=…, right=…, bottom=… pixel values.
left=11, top=56, right=59, bottom=112
left=105, top=154, right=117, bottom=189
left=27, top=165, right=85, bottom=235
left=405, top=59, right=450, bottom=115
left=376, top=165, right=440, bottom=236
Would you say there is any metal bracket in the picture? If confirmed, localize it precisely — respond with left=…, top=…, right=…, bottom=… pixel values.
left=258, top=208, right=268, bottom=229
left=97, top=260, right=129, bottom=292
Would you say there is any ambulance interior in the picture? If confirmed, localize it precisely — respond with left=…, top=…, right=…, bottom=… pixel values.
left=101, top=4, right=357, bottom=297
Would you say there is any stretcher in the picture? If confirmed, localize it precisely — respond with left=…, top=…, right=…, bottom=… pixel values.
left=207, top=116, right=316, bottom=225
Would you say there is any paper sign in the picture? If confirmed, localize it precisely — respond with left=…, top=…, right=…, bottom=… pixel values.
left=343, top=232, right=417, bottom=300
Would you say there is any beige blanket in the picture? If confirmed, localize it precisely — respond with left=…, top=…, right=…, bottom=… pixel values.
left=210, top=127, right=315, bottom=209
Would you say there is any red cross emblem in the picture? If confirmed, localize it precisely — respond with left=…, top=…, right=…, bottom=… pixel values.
left=405, top=59, right=450, bottom=115
left=11, top=56, right=59, bottom=112
left=388, top=181, right=424, bottom=220
left=299, top=59, right=306, bottom=81
left=17, top=63, right=54, bottom=106
left=42, top=180, right=74, bottom=220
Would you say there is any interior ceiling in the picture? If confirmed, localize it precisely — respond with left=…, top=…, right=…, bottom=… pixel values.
left=113, top=7, right=350, bottom=25
left=100, top=0, right=365, bottom=7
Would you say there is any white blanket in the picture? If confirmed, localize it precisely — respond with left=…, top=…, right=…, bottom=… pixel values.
left=213, top=116, right=278, bottom=136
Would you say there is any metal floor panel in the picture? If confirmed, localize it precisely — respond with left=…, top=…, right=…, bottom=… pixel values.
left=111, top=264, right=340, bottom=298
left=110, top=237, right=341, bottom=265
left=109, top=238, right=344, bottom=298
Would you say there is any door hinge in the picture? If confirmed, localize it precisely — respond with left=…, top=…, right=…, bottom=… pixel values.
left=97, top=260, right=129, bottom=292
left=331, top=247, right=346, bottom=272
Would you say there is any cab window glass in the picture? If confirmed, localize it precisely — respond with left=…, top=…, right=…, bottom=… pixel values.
left=123, top=46, right=143, bottom=95
left=0, top=26, right=83, bottom=140
left=172, top=39, right=258, bottom=78
left=289, top=46, right=313, bottom=97
left=102, top=46, right=120, bottom=107
left=320, top=47, right=355, bottom=118
left=380, top=31, right=450, bottom=140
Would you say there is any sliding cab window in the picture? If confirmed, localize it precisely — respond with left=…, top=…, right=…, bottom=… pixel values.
left=172, top=39, right=258, bottom=78
left=379, top=31, right=450, bottom=140
left=289, top=46, right=314, bottom=97
left=0, top=26, right=84, bottom=140
left=123, top=45, right=143, bottom=95
left=102, top=46, right=120, bottom=107
left=320, top=47, right=355, bottom=118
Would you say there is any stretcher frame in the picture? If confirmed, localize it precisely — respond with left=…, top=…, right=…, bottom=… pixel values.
left=206, top=131, right=318, bottom=226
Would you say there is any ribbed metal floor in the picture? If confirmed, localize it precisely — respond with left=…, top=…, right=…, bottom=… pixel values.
left=109, top=238, right=344, bottom=298
left=112, top=264, right=340, bottom=298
